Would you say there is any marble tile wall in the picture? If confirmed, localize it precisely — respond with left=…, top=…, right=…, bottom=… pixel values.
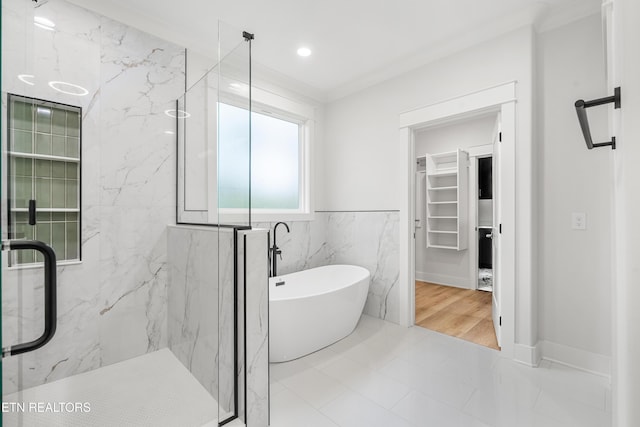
left=1, top=0, right=183, bottom=393
left=167, top=226, right=269, bottom=426
left=167, top=226, right=222, bottom=411
left=238, top=229, right=269, bottom=427
left=97, top=12, right=183, bottom=365
left=254, top=218, right=329, bottom=276
left=257, top=210, right=400, bottom=324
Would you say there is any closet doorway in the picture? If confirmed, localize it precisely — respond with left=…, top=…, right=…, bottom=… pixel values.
left=399, top=81, right=518, bottom=359
left=413, top=114, right=501, bottom=351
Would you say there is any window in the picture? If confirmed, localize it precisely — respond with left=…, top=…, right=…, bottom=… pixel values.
left=7, top=94, right=81, bottom=265
left=218, top=100, right=311, bottom=220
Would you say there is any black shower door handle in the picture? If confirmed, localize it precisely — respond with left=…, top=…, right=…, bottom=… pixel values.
left=2, top=240, right=57, bottom=357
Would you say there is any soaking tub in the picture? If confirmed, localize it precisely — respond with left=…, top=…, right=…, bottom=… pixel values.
left=269, top=264, right=370, bottom=363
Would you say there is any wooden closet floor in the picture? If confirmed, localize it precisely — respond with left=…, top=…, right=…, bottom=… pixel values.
left=415, top=281, right=500, bottom=350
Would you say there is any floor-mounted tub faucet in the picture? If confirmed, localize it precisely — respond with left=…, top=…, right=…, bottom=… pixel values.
left=270, top=222, right=290, bottom=277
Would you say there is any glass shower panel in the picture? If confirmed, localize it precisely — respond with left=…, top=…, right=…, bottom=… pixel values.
left=177, top=69, right=219, bottom=224
left=177, top=24, right=252, bottom=228
left=218, top=33, right=252, bottom=227
left=1, top=1, right=242, bottom=426
left=218, top=22, right=252, bottom=425
left=175, top=20, right=252, bottom=425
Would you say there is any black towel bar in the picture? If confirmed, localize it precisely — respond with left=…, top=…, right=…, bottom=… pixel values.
left=574, top=87, right=621, bottom=150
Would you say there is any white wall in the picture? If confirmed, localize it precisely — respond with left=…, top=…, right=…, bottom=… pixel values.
left=322, top=27, right=533, bottom=212
left=322, top=26, right=536, bottom=348
left=321, top=15, right=614, bottom=373
left=536, top=14, right=612, bottom=372
left=414, top=115, right=496, bottom=289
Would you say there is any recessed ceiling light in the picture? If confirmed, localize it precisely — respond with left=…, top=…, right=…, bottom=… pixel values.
left=18, top=74, right=35, bottom=86
left=48, top=81, right=88, bottom=96
left=164, top=130, right=175, bottom=135
left=34, top=16, right=55, bottom=31
left=297, top=47, right=312, bottom=57
left=164, top=109, right=191, bottom=119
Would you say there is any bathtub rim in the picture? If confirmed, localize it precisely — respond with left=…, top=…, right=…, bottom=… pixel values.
left=268, top=264, right=370, bottom=302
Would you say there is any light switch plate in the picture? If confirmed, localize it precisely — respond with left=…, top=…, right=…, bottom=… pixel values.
left=572, top=212, right=586, bottom=230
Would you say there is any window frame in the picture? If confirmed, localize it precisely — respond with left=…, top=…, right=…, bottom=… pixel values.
left=218, top=88, right=315, bottom=223
left=6, top=93, right=82, bottom=268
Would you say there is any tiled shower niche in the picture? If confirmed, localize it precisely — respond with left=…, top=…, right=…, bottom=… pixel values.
left=7, top=95, right=81, bottom=265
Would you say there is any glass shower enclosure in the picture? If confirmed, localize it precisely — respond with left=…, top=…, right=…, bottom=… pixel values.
left=0, top=0, right=250, bottom=425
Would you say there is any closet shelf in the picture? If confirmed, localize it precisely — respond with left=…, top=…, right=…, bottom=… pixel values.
left=428, top=186, right=458, bottom=191
left=427, top=168, right=457, bottom=177
left=429, top=151, right=458, bottom=158
left=428, top=244, right=458, bottom=250
left=424, top=148, right=469, bottom=251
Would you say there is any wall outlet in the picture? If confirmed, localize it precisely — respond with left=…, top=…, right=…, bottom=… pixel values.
left=572, top=212, right=586, bottom=230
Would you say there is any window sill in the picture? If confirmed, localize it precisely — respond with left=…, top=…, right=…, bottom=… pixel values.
left=218, top=210, right=315, bottom=224
left=251, top=212, right=315, bottom=223
left=7, top=260, right=82, bottom=271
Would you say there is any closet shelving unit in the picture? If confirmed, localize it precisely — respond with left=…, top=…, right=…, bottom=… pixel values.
left=425, top=149, right=469, bottom=250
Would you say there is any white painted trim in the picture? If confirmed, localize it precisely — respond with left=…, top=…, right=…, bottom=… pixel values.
left=469, top=157, right=479, bottom=290
left=541, top=340, right=612, bottom=379
left=399, top=127, right=413, bottom=327
left=399, top=81, right=517, bottom=359
left=466, top=144, right=495, bottom=158
left=399, top=81, right=516, bottom=128
left=252, top=86, right=316, bottom=122
left=515, top=340, right=612, bottom=379
left=514, top=343, right=541, bottom=367
left=497, top=101, right=516, bottom=360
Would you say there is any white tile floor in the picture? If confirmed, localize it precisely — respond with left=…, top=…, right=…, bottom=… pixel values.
left=269, top=315, right=611, bottom=427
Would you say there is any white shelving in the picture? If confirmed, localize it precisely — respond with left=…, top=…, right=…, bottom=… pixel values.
left=425, top=149, right=469, bottom=250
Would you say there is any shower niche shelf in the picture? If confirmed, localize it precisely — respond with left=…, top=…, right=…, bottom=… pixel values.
left=425, top=149, right=469, bottom=250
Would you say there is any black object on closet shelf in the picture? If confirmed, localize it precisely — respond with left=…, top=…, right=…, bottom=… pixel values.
left=478, top=157, right=492, bottom=200
left=478, top=228, right=492, bottom=269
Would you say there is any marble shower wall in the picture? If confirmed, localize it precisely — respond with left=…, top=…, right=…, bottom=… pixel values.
left=1, top=0, right=183, bottom=393
left=167, top=226, right=269, bottom=426
left=97, top=12, right=182, bottom=367
left=258, top=210, right=400, bottom=324
left=167, top=226, right=237, bottom=417
left=238, top=230, right=269, bottom=427
left=166, top=226, right=222, bottom=410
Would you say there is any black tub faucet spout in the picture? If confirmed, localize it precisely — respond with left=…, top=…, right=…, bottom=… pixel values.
left=271, top=222, right=290, bottom=277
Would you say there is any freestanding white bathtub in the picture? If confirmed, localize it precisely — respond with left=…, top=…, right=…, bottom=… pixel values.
left=269, top=264, right=370, bottom=363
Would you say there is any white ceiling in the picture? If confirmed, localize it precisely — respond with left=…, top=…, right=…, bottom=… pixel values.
left=69, top=0, right=601, bottom=101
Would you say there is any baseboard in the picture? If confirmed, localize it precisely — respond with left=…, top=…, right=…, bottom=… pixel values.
left=415, top=271, right=472, bottom=289
left=539, top=340, right=611, bottom=378
left=514, top=343, right=542, bottom=367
